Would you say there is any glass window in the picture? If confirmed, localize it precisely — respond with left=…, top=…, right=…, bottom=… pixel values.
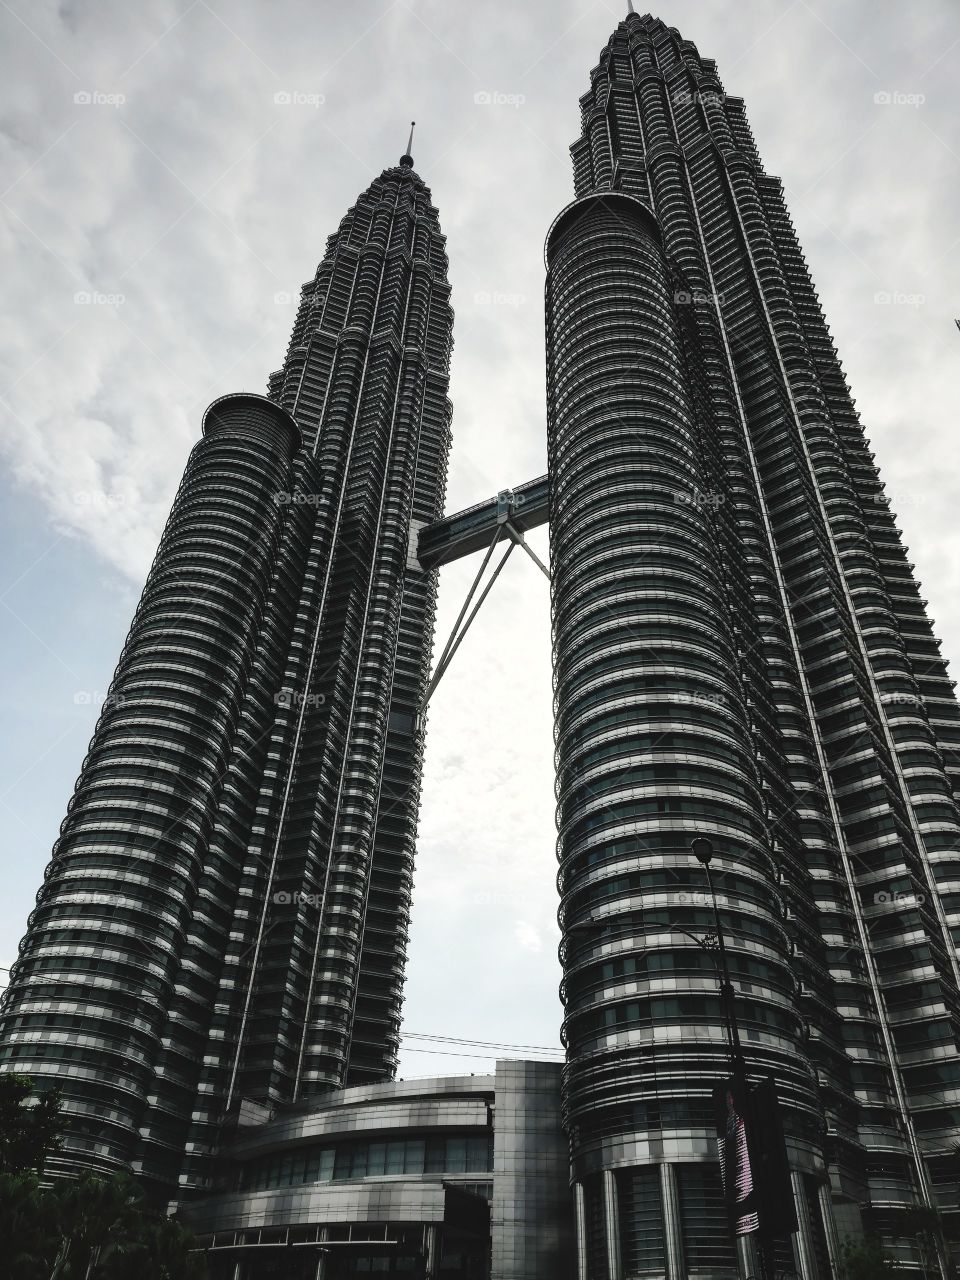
left=333, top=1145, right=353, bottom=1180
left=467, top=1136, right=491, bottom=1171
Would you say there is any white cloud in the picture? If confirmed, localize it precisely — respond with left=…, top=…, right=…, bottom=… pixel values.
left=1, top=0, right=959, bottom=1077
left=514, top=921, right=543, bottom=953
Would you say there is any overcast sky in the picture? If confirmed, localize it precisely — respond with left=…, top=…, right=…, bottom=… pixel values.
left=1, top=0, right=958, bottom=1081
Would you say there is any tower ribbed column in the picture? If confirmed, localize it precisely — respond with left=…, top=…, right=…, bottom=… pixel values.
left=0, top=394, right=300, bottom=1178
left=547, top=193, right=817, bottom=1201
left=180, top=162, right=453, bottom=1136
left=555, top=9, right=960, bottom=1268
left=0, top=158, right=453, bottom=1199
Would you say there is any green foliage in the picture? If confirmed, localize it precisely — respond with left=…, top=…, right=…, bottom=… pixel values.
left=838, top=1236, right=901, bottom=1280
left=0, top=1077, right=206, bottom=1278
left=0, top=1171, right=207, bottom=1279
left=0, top=1072, right=65, bottom=1174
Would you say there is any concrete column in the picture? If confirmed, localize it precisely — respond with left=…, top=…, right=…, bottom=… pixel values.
left=425, top=1224, right=440, bottom=1279
left=603, top=1168, right=623, bottom=1280
left=818, top=1182, right=843, bottom=1280
left=660, top=1163, right=685, bottom=1280
left=791, top=1169, right=819, bottom=1280
left=574, top=1181, right=590, bottom=1280
left=737, top=1232, right=762, bottom=1280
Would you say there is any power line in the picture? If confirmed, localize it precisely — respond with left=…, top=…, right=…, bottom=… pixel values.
left=402, top=1032, right=564, bottom=1053
left=401, top=1047, right=562, bottom=1060
left=0, top=973, right=567, bottom=1059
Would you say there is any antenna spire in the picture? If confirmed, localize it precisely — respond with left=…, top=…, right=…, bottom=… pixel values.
left=627, top=0, right=636, bottom=11
left=400, top=121, right=415, bottom=168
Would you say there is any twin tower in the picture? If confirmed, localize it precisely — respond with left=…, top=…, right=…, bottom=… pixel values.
left=4, top=11, right=960, bottom=1280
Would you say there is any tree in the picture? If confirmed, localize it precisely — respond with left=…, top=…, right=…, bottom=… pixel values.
left=44, top=1172, right=144, bottom=1280
left=0, top=1072, right=65, bottom=1174
left=96, top=1212, right=208, bottom=1280
left=0, top=1172, right=49, bottom=1276
left=838, top=1236, right=901, bottom=1280
left=0, top=1077, right=207, bottom=1278
left=889, top=1205, right=958, bottom=1280
left=0, top=1173, right=207, bottom=1279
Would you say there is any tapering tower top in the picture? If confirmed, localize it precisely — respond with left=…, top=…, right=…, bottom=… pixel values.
left=400, top=120, right=416, bottom=168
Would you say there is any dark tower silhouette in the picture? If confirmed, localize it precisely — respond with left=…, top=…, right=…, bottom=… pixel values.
left=548, top=11, right=960, bottom=1278
left=0, top=147, right=454, bottom=1197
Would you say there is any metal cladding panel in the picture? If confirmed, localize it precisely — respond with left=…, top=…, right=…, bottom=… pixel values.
left=491, top=1060, right=575, bottom=1280
left=0, top=397, right=306, bottom=1182
left=552, top=9, right=960, bottom=1277
left=547, top=187, right=819, bottom=1157
left=183, top=1179, right=449, bottom=1234
left=0, top=165, right=454, bottom=1198
left=231, top=1097, right=492, bottom=1156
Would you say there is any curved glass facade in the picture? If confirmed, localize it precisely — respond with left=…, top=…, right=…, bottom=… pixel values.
left=0, top=159, right=454, bottom=1198
left=551, top=11, right=960, bottom=1278
left=546, top=192, right=822, bottom=1255
left=0, top=393, right=301, bottom=1180
left=1, top=13, right=959, bottom=1278
left=236, top=1133, right=494, bottom=1191
left=181, top=1062, right=572, bottom=1280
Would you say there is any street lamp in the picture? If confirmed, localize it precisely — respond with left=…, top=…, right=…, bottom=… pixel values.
left=693, top=838, right=797, bottom=1280
left=691, top=837, right=746, bottom=1081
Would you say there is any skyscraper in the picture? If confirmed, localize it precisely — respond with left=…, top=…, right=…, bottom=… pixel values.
left=548, top=10, right=960, bottom=1278
left=3, top=10, right=960, bottom=1280
left=0, top=142, right=454, bottom=1198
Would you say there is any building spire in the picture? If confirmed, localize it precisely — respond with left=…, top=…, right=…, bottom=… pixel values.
left=400, top=121, right=415, bottom=168
left=627, top=0, right=635, bottom=12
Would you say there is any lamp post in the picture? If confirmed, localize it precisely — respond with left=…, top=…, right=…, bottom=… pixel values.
left=693, top=838, right=786, bottom=1280
left=691, top=836, right=747, bottom=1082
